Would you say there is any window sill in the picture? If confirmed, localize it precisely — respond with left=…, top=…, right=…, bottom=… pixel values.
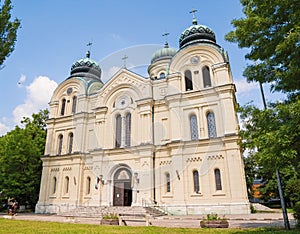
left=62, top=195, right=70, bottom=199
left=212, top=192, right=226, bottom=196
left=191, top=193, right=203, bottom=197
left=49, top=195, right=56, bottom=199
left=162, top=194, right=173, bottom=198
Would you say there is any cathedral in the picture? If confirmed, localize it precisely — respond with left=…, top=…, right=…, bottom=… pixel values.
left=36, top=15, right=250, bottom=215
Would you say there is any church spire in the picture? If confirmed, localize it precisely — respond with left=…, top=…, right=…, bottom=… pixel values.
left=189, top=8, right=198, bottom=25
left=162, top=32, right=170, bottom=48
left=86, top=42, right=92, bottom=58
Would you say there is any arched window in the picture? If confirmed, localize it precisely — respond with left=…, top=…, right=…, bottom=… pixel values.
left=115, top=114, right=122, bottom=148
left=60, top=98, right=66, bottom=116
left=185, top=70, right=193, bottom=91
left=166, top=172, right=171, bottom=193
left=214, top=169, right=222, bottom=191
left=68, top=132, right=73, bottom=154
left=58, top=134, right=63, bottom=155
left=190, top=114, right=198, bottom=140
left=53, top=177, right=57, bottom=194
left=193, top=170, right=200, bottom=193
left=64, top=176, right=69, bottom=194
left=207, top=112, right=217, bottom=138
left=125, top=113, right=131, bottom=147
left=202, top=66, right=212, bottom=88
left=159, top=72, right=165, bottom=79
left=72, top=96, right=77, bottom=114
left=86, top=177, right=91, bottom=195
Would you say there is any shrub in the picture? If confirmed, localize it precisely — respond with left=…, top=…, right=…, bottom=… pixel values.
left=102, top=213, right=119, bottom=220
left=250, top=204, right=257, bottom=213
left=293, top=201, right=300, bottom=227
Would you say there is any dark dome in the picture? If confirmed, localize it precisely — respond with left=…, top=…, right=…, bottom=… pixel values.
left=151, top=42, right=177, bottom=64
left=179, top=19, right=216, bottom=49
left=69, top=51, right=102, bottom=80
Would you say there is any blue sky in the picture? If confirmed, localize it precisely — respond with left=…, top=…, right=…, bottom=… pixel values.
left=0, top=0, right=283, bottom=135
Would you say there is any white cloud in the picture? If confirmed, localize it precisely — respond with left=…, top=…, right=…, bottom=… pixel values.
left=13, top=76, right=58, bottom=125
left=235, top=79, right=259, bottom=93
left=0, top=122, right=9, bottom=136
left=102, top=66, right=121, bottom=82
left=17, top=74, right=26, bottom=88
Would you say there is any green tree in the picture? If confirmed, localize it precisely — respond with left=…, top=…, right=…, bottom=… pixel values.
left=0, top=0, right=20, bottom=68
left=225, top=0, right=300, bottom=93
left=0, top=109, right=48, bottom=208
left=239, top=99, right=300, bottom=204
left=226, top=0, right=300, bottom=207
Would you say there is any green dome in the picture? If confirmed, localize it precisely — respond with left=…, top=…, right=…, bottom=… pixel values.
left=179, top=19, right=216, bottom=49
left=151, top=42, right=177, bottom=64
left=69, top=51, right=102, bottom=81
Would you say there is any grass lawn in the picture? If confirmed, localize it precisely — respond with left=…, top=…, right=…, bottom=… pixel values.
left=0, top=219, right=299, bottom=234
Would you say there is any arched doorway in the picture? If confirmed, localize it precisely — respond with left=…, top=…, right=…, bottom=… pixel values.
left=113, top=167, right=132, bottom=206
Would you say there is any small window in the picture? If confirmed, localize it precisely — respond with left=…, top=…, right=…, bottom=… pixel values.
left=72, top=96, right=77, bottom=113
left=185, top=70, right=193, bottom=91
left=125, top=113, right=131, bottom=147
left=166, top=172, right=171, bottom=193
left=86, top=177, right=91, bottom=195
left=214, top=169, right=222, bottom=191
left=190, top=114, right=199, bottom=140
left=203, top=66, right=212, bottom=88
left=68, top=132, right=73, bottom=154
left=115, top=114, right=122, bottom=148
left=53, top=177, right=57, bottom=194
left=207, top=112, right=217, bottom=138
left=58, top=134, right=63, bottom=155
left=61, top=98, right=66, bottom=116
left=159, top=72, right=165, bottom=79
left=64, top=176, right=70, bottom=194
left=193, top=170, right=200, bottom=193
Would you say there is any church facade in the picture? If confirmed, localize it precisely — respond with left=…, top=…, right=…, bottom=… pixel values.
left=36, top=18, right=250, bottom=215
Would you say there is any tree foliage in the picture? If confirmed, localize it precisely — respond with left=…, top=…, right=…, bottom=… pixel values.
left=226, top=1, right=300, bottom=204
left=225, top=0, right=300, bottom=93
left=0, top=110, right=48, bottom=207
left=239, top=99, right=300, bottom=203
left=0, top=0, right=20, bottom=67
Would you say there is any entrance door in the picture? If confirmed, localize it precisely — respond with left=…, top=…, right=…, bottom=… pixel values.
left=113, top=168, right=132, bottom=206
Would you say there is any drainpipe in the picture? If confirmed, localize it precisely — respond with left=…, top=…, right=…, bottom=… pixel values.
left=151, top=79, right=156, bottom=204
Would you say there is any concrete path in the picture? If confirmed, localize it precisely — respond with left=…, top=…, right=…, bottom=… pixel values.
left=1, top=212, right=296, bottom=229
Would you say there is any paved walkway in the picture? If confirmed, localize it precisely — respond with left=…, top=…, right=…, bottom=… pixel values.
left=1, top=212, right=296, bottom=229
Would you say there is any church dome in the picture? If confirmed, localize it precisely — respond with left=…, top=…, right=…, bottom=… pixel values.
left=69, top=51, right=102, bottom=80
left=151, top=42, right=177, bottom=64
left=179, top=18, right=216, bottom=49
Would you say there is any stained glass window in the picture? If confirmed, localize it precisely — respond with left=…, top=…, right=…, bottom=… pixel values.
left=207, top=112, right=217, bottom=138
left=215, top=169, right=222, bottom=191
left=203, top=66, right=212, bottom=88
left=115, top=114, right=122, bottom=148
left=190, top=115, right=199, bottom=140
left=185, top=70, right=193, bottom=91
left=125, top=113, right=131, bottom=146
left=193, top=170, right=200, bottom=193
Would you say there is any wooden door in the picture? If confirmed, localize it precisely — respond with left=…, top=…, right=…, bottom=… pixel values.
left=113, top=182, right=124, bottom=206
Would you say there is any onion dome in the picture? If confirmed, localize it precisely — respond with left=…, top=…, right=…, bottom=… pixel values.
left=179, top=18, right=216, bottom=49
left=69, top=51, right=102, bottom=80
left=150, top=42, right=177, bottom=64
